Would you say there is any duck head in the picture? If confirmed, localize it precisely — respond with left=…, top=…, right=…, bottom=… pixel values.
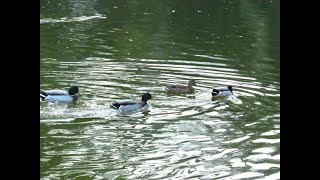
left=142, top=93, right=152, bottom=102
left=188, top=80, right=196, bottom=88
left=69, top=86, right=79, bottom=95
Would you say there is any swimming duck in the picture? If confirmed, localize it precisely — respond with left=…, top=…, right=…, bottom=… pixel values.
left=111, top=93, right=152, bottom=112
left=212, top=86, right=233, bottom=97
left=40, top=86, right=79, bottom=102
left=166, top=80, right=196, bottom=93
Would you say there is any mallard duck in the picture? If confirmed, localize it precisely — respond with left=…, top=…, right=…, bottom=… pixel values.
left=166, top=80, right=196, bottom=93
left=40, top=86, right=79, bottom=102
left=111, top=93, right=152, bottom=112
left=212, top=86, right=233, bottom=97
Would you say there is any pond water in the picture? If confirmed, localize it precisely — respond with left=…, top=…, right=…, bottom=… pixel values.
left=40, top=0, right=280, bottom=179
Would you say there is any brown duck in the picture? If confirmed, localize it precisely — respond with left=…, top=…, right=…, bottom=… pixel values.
left=166, top=80, right=196, bottom=93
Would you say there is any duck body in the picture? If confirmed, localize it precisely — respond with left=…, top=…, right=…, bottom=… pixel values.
left=111, top=93, right=152, bottom=112
left=40, top=86, right=79, bottom=102
left=112, top=100, right=147, bottom=112
left=212, top=86, right=233, bottom=97
left=166, top=80, right=196, bottom=93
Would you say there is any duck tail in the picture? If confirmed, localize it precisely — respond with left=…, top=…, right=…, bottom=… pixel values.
left=40, top=94, right=46, bottom=99
left=212, top=89, right=219, bottom=96
left=40, top=91, right=47, bottom=100
left=110, top=102, right=121, bottom=109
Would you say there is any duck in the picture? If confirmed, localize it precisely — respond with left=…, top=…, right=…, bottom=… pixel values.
left=40, top=86, right=79, bottom=102
left=111, top=93, right=152, bottom=112
left=166, top=80, right=196, bottom=93
left=212, top=86, right=233, bottom=97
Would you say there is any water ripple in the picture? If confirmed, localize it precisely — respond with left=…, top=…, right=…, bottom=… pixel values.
left=40, top=13, right=106, bottom=24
